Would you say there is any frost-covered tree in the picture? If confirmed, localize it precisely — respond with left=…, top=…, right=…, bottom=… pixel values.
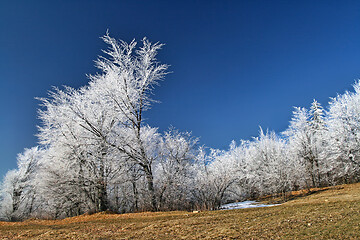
left=37, top=33, right=169, bottom=212
left=283, top=101, right=327, bottom=188
left=0, top=170, right=20, bottom=221
left=249, top=129, right=291, bottom=196
left=0, top=147, right=44, bottom=221
left=192, top=142, right=244, bottom=210
left=326, top=81, right=360, bottom=183
left=308, top=100, right=328, bottom=185
left=85, top=34, right=169, bottom=211
left=37, top=88, right=118, bottom=215
left=0, top=192, right=5, bottom=221
left=155, top=128, right=198, bottom=210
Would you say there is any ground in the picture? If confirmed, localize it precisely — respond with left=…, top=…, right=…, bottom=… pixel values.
left=0, top=183, right=359, bottom=239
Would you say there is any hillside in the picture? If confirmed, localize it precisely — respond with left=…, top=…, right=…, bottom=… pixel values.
left=1, top=183, right=359, bottom=239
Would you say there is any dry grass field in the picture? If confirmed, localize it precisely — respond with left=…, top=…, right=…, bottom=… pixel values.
left=1, top=183, right=359, bottom=239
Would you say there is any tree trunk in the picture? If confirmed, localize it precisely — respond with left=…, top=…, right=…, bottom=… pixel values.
left=132, top=180, right=139, bottom=212
left=144, top=166, right=157, bottom=211
left=98, top=180, right=108, bottom=212
left=98, top=145, right=108, bottom=212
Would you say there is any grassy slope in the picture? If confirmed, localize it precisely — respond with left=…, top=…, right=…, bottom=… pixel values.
left=0, top=183, right=359, bottom=240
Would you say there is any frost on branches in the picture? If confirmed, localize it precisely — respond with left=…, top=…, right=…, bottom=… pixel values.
left=1, top=34, right=360, bottom=221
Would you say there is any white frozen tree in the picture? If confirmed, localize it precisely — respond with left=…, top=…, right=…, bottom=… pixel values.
left=155, top=128, right=198, bottom=210
left=37, top=88, right=116, bottom=215
left=249, top=129, right=292, bottom=196
left=0, top=170, right=20, bottom=221
left=37, top=33, right=169, bottom=212
left=283, top=102, right=327, bottom=188
left=308, top=100, right=327, bottom=186
left=85, top=33, right=169, bottom=211
left=326, top=81, right=360, bottom=183
left=0, top=147, right=44, bottom=221
left=192, top=142, right=245, bottom=210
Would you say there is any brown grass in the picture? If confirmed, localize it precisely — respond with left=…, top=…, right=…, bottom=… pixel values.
left=1, top=183, right=359, bottom=239
left=259, top=185, right=346, bottom=204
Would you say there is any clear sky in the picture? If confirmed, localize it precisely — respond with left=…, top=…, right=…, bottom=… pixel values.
left=1, top=0, right=360, bottom=179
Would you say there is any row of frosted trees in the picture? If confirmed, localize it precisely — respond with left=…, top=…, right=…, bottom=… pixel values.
left=1, top=34, right=359, bottom=221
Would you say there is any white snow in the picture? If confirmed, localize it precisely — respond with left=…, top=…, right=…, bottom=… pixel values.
left=220, top=201, right=279, bottom=210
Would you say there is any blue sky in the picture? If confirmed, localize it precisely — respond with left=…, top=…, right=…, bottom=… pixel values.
left=1, top=0, right=360, bottom=178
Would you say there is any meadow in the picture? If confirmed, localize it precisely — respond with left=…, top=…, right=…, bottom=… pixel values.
left=1, top=183, right=359, bottom=239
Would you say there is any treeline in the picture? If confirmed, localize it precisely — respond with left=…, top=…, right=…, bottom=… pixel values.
left=1, top=34, right=359, bottom=221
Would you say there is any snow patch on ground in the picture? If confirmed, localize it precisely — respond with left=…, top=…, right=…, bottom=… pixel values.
left=220, top=200, right=280, bottom=210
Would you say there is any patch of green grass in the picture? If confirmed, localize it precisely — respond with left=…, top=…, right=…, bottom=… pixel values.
left=1, top=183, right=359, bottom=239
